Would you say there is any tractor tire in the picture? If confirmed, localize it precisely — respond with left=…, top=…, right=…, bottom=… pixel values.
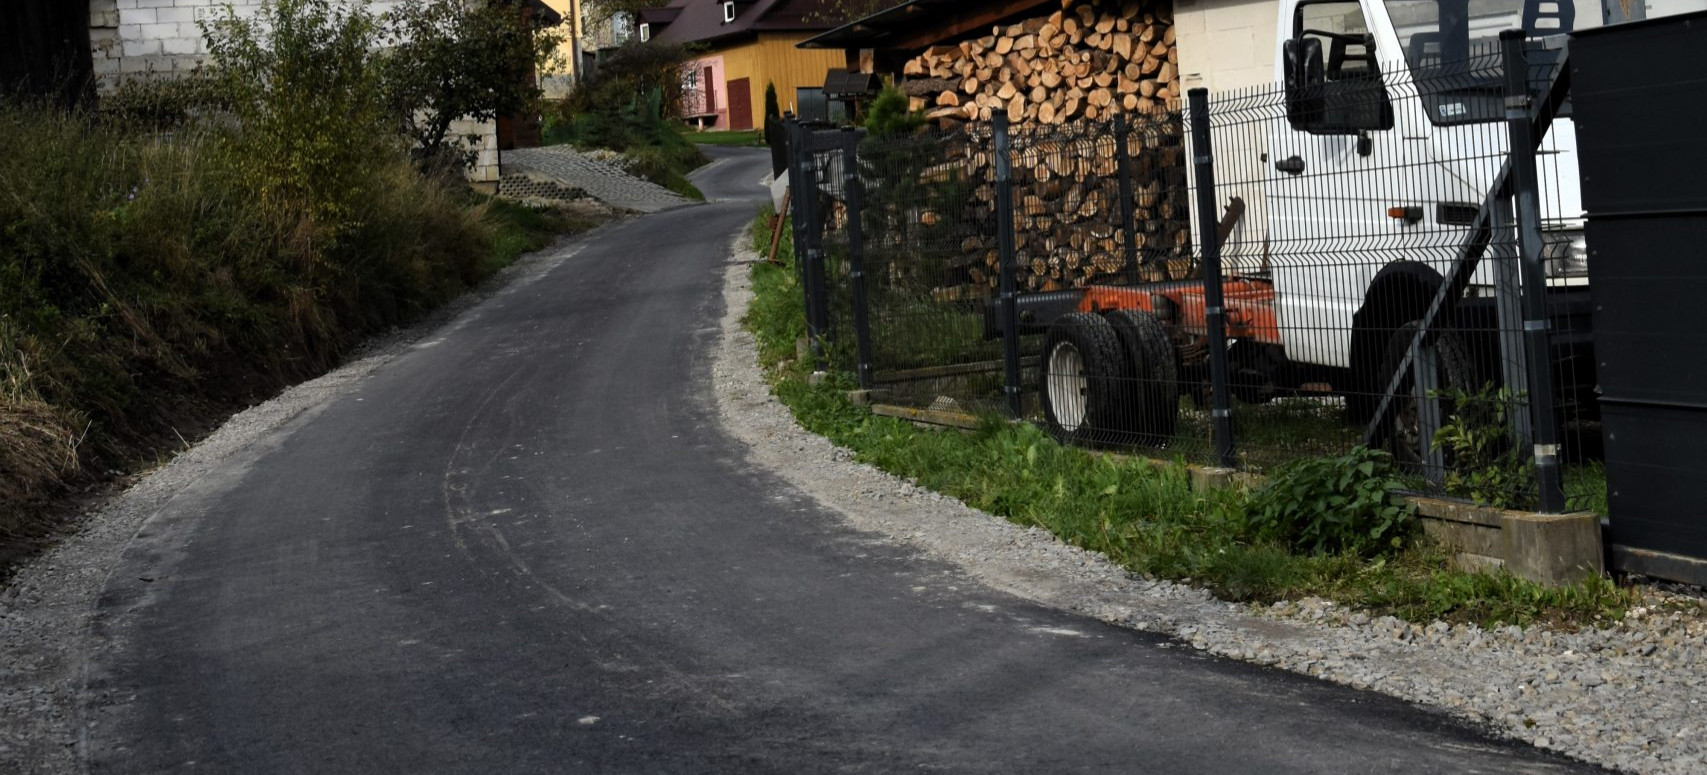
left=1105, top=309, right=1180, bottom=447
left=1041, top=312, right=1131, bottom=446
left=1373, top=321, right=1478, bottom=467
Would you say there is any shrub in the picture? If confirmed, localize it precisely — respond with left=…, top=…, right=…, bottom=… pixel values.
left=862, top=85, right=923, bottom=137
left=1245, top=446, right=1416, bottom=557
left=561, top=40, right=692, bottom=122
left=1432, top=384, right=1534, bottom=509
left=380, top=0, right=564, bottom=165
left=200, top=0, right=394, bottom=231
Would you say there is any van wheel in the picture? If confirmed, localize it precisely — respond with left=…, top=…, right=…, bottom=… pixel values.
left=1105, top=309, right=1179, bottom=447
left=1041, top=312, right=1130, bottom=446
left=1374, top=321, right=1478, bottom=467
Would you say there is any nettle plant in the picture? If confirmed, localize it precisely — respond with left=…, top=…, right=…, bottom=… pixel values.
left=1245, top=446, right=1416, bottom=557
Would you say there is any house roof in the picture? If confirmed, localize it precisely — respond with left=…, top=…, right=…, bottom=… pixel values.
left=800, top=0, right=1054, bottom=51
left=644, top=0, right=839, bottom=48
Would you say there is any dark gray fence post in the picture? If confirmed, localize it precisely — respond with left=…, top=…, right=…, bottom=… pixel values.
left=784, top=119, right=815, bottom=352
left=1501, top=30, right=1565, bottom=512
left=841, top=128, right=874, bottom=389
left=1187, top=88, right=1237, bottom=469
left=791, top=126, right=830, bottom=371
left=994, top=114, right=1024, bottom=419
left=1114, top=114, right=1140, bottom=281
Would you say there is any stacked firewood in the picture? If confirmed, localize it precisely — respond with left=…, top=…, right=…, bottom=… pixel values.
left=891, top=0, right=1193, bottom=297
left=901, top=0, right=1180, bottom=125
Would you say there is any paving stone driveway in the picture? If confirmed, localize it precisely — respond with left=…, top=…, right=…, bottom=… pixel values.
left=501, top=146, right=695, bottom=214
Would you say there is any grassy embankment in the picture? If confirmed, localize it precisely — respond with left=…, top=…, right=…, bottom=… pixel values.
left=745, top=208, right=1635, bottom=629
left=0, top=102, right=592, bottom=549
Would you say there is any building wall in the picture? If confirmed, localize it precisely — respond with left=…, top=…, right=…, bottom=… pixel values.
left=718, top=32, right=844, bottom=130
left=1171, top=0, right=1281, bottom=94
left=536, top=0, right=581, bottom=99
left=683, top=55, right=729, bottom=128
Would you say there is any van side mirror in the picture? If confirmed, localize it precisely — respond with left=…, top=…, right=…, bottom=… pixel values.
left=1283, top=37, right=1326, bottom=131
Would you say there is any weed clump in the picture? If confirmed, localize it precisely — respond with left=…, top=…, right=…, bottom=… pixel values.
left=1244, top=446, right=1415, bottom=557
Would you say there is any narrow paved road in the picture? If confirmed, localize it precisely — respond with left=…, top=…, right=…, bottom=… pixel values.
left=80, top=147, right=1601, bottom=774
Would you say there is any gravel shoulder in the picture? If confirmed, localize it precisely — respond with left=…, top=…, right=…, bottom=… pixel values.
left=0, top=225, right=622, bottom=774
left=709, top=231, right=1707, bottom=775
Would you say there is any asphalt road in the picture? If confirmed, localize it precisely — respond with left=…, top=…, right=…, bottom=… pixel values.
left=79, top=146, right=1603, bottom=774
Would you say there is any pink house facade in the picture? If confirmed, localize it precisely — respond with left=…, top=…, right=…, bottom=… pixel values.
left=682, top=55, right=727, bottom=129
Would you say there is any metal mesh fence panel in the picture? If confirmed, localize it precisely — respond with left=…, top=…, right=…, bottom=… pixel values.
left=851, top=124, right=1013, bottom=416
left=784, top=33, right=1599, bottom=512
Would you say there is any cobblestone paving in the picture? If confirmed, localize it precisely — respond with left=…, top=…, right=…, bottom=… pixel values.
left=502, top=146, right=694, bottom=214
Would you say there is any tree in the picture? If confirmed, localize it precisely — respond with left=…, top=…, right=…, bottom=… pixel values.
left=764, top=82, right=781, bottom=119
left=380, top=0, right=565, bottom=165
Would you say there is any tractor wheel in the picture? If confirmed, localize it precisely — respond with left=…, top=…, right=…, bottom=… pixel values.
left=1105, top=309, right=1180, bottom=447
left=1374, top=321, right=1478, bottom=467
left=1040, top=312, right=1130, bottom=446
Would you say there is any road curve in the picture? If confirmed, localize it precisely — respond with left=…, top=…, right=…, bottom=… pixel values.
left=78, top=146, right=1603, bottom=774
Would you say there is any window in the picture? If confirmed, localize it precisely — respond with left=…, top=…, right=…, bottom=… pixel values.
left=1287, top=0, right=1393, bottom=133
left=723, top=2, right=737, bottom=22
left=1296, top=1, right=1378, bottom=81
left=639, top=22, right=650, bottom=42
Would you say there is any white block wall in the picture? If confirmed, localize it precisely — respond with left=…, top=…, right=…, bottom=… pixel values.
left=1172, top=0, right=1282, bottom=94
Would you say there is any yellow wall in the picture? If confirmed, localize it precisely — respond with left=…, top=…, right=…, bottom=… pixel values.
left=718, top=33, right=846, bottom=130
left=537, top=0, right=584, bottom=97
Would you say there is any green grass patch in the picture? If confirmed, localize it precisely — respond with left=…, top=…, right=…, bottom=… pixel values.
left=481, top=195, right=603, bottom=269
left=1565, top=462, right=1608, bottom=516
left=744, top=209, right=1635, bottom=630
left=679, top=128, right=763, bottom=146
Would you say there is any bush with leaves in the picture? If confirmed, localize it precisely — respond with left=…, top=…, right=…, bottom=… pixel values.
left=200, top=0, right=395, bottom=231
left=380, top=0, right=564, bottom=166
left=1432, top=384, right=1535, bottom=509
left=1245, top=446, right=1416, bottom=556
left=561, top=40, right=691, bottom=123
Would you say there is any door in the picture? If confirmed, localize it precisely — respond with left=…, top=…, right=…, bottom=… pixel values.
left=727, top=77, right=753, bottom=131
left=1265, top=0, right=1400, bottom=368
left=703, top=66, right=717, bottom=114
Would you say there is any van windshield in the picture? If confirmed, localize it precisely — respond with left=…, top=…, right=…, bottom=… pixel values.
left=1381, top=0, right=1601, bottom=121
left=1383, top=0, right=1598, bottom=71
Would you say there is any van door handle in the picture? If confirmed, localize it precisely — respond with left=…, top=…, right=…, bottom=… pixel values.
left=1275, top=156, right=1306, bottom=175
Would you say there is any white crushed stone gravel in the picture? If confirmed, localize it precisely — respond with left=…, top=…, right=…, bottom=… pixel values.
left=710, top=231, right=1707, bottom=775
